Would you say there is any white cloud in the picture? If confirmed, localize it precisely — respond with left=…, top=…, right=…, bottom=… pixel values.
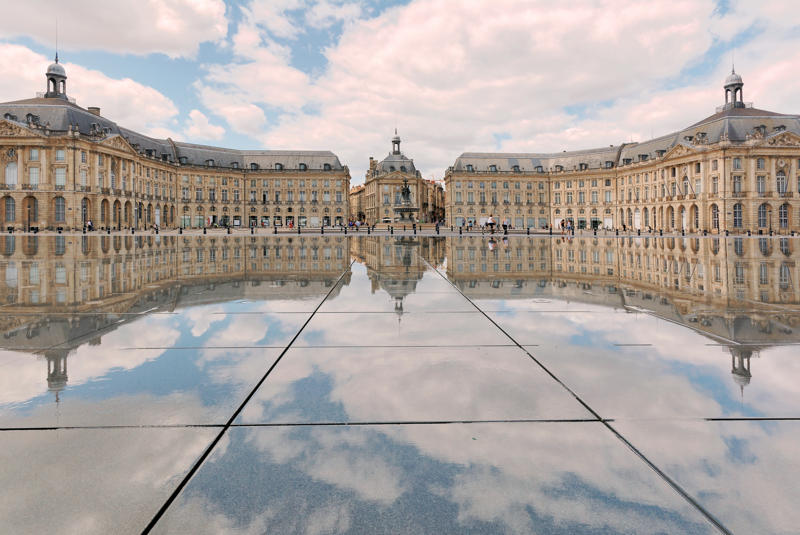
left=184, top=109, right=226, bottom=141
left=0, top=43, right=180, bottom=139
left=192, top=0, right=800, bottom=183
left=0, top=0, right=227, bottom=58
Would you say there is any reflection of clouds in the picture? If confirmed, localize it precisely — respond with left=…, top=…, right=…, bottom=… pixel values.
left=615, top=420, right=800, bottom=534
left=484, top=302, right=800, bottom=418
left=0, top=405, right=216, bottom=534
left=239, top=347, right=590, bottom=423
left=160, top=423, right=711, bottom=534
left=0, top=350, right=48, bottom=404
left=185, top=305, right=226, bottom=337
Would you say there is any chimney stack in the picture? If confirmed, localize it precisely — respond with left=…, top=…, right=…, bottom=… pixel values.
left=88, top=107, right=101, bottom=116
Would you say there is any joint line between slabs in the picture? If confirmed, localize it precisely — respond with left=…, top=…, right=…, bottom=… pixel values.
left=423, top=258, right=731, bottom=535
left=141, top=260, right=356, bottom=534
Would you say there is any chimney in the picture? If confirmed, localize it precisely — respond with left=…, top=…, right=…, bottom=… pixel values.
left=88, top=107, right=101, bottom=116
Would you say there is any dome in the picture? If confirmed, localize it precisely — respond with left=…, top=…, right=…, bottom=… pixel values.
left=47, top=61, right=66, bottom=77
left=379, top=153, right=416, bottom=174
left=725, top=70, right=742, bottom=86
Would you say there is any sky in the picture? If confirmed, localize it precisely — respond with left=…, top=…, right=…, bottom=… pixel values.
left=0, top=0, right=798, bottom=185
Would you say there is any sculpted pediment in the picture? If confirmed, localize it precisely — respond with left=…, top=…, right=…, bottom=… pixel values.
left=662, top=143, right=695, bottom=160
left=99, top=134, right=139, bottom=155
left=766, top=131, right=800, bottom=147
left=0, top=119, right=39, bottom=138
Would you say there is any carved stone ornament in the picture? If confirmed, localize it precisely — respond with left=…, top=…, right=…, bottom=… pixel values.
left=0, top=121, right=28, bottom=137
left=101, top=135, right=135, bottom=154
left=768, top=132, right=800, bottom=147
left=778, top=159, right=786, bottom=168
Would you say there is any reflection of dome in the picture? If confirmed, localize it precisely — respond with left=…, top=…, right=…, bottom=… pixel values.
left=731, top=370, right=751, bottom=387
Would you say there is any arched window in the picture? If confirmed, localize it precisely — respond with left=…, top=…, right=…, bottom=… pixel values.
left=693, top=206, right=699, bottom=228
left=4, top=196, right=15, bottom=222
left=779, top=203, right=790, bottom=228
left=5, top=162, right=17, bottom=186
left=298, top=163, right=307, bottom=171
left=643, top=207, right=649, bottom=227
left=758, top=203, right=769, bottom=227
left=274, top=163, right=283, bottom=170
left=711, top=204, right=719, bottom=229
left=668, top=206, right=675, bottom=228
left=777, top=171, right=787, bottom=194
left=779, top=263, right=791, bottom=290
left=733, top=203, right=743, bottom=228
left=53, top=197, right=65, bottom=222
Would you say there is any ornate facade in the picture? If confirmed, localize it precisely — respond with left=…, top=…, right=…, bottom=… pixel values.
left=361, top=133, right=445, bottom=224
left=0, top=58, right=351, bottom=231
left=445, top=71, right=800, bottom=234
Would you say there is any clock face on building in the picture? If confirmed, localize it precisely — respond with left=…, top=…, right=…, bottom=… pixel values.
left=777, top=159, right=786, bottom=168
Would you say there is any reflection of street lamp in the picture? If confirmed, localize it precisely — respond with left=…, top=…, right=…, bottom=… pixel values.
left=26, top=205, right=30, bottom=232
left=768, top=206, right=773, bottom=234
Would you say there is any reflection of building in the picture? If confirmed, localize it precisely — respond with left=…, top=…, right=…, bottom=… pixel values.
left=361, top=133, right=444, bottom=224
left=0, top=59, right=350, bottom=230
left=0, top=235, right=350, bottom=399
left=445, top=235, right=800, bottom=394
left=445, top=71, right=800, bottom=234
left=351, top=235, right=445, bottom=317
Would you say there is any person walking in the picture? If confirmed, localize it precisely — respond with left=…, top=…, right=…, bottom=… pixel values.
left=487, top=214, right=495, bottom=234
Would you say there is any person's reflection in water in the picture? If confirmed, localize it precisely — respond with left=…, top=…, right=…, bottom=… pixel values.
left=488, top=238, right=496, bottom=251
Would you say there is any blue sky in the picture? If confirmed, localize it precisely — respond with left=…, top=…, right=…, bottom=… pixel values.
left=0, top=0, right=798, bottom=183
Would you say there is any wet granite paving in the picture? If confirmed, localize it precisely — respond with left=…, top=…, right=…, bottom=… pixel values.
left=1, top=234, right=799, bottom=534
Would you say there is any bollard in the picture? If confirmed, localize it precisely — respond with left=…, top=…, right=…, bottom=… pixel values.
left=637, top=229, right=641, bottom=236
left=155, top=228, right=159, bottom=235
left=681, top=229, right=684, bottom=236
left=367, top=226, right=371, bottom=235
left=297, top=225, right=301, bottom=235
left=203, top=227, right=207, bottom=235
left=659, top=229, right=663, bottom=236
left=593, top=228, right=597, bottom=236
left=132, top=228, right=135, bottom=235
left=615, top=229, right=619, bottom=236
left=748, top=229, right=751, bottom=236
left=107, top=228, right=111, bottom=235
left=57, top=228, right=61, bottom=234
left=250, top=227, right=254, bottom=235
left=435, top=225, right=439, bottom=235
left=321, top=226, right=324, bottom=235
left=459, top=227, right=462, bottom=235
left=403, top=225, right=406, bottom=232
left=82, top=226, right=86, bottom=234
left=179, top=227, right=183, bottom=234
left=390, top=226, right=394, bottom=235
left=227, top=227, right=231, bottom=234
left=273, top=225, right=277, bottom=234
left=549, top=227, right=552, bottom=235
left=527, top=227, right=530, bottom=236
left=770, top=229, right=774, bottom=236
left=703, top=229, right=707, bottom=236
left=450, top=226, right=453, bottom=232
left=725, top=229, right=729, bottom=236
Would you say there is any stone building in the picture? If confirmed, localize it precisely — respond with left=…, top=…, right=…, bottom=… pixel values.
left=445, top=71, right=800, bottom=234
left=362, top=132, right=444, bottom=224
left=0, top=58, right=350, bottom=231
left=349, top=184, right=365, bottom=222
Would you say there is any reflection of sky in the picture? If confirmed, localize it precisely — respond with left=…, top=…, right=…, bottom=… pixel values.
left=156, top=424, right=713, bottom=534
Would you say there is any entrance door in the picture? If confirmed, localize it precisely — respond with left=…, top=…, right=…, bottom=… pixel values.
left=633, top=209, right=641, bottom=229
left=155, top=208, right=161, bottom=226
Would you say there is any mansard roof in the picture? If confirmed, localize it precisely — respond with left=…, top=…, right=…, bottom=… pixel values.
left=0, top=97, right=345, bottom=171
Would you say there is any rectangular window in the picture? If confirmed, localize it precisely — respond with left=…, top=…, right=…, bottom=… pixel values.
left=28, top=167, right=39, bottom=185
left=712, top=160, right=718, bottom=171
left=733, top=175, right=742, bottom=193
left=29, top=149, right=39, bottom=161
left=55, top=168, right=66, bottom=187
left=55, top=149, right=65, bottom=162
left=604, top=191, right=611, bottom=202
left=733, top=158, right=741, bottom=170
left=757, top=175, right=765, bottom=194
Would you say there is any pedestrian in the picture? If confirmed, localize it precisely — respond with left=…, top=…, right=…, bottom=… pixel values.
left=487, top=214, right=496, bottom=234
left=502, top=218, right=509, bottom=233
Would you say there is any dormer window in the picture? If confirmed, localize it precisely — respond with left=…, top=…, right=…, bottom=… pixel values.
left=389, top=166, right=396, bottom=172
left=555, top=165, right=563, bottom=172
left=512, top=165, right=520, bottom=172
left=489, top=164, right=498, bottom=172
left=275, top=163, right=283, bottom=170
left=656, top=150, right=666, bottom=158
left=179, top=156, right=188, bottom=165
left=623, top=158, right=632, bottom=165
left=205, top=159, right=214, bottom=167
left=231, top=162, right=239, bottom=169
left=579, top=163, right=588, bottom=171
left=299, top=163, right=307, bottom=171
left=536, top=165, right=544, bottom=173
left=323, top=163, right=332, bottom=171
left=639, top=154, right=648, bottom=162
left=400, top=165, right=407, bottom=172
left=466, top=164, right=474, bottom=172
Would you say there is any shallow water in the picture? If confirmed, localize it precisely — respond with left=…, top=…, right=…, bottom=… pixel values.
left=1, top=234, right=798, bottom=534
